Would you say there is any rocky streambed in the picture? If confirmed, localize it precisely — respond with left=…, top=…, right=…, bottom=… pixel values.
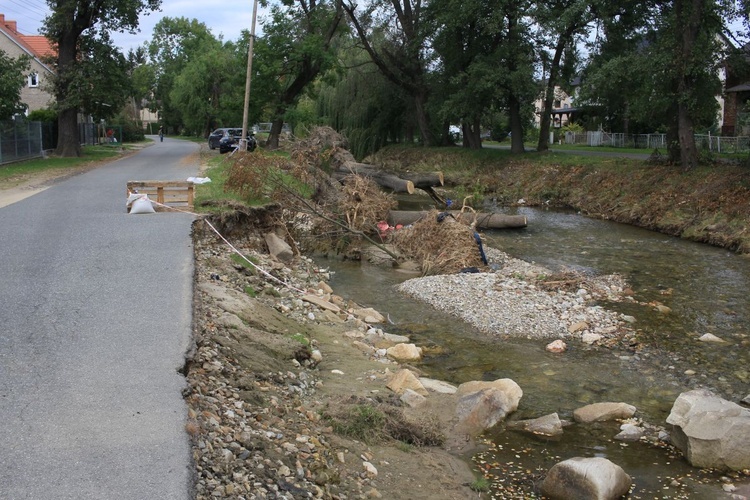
left=186, top=215, right=750, bottom=499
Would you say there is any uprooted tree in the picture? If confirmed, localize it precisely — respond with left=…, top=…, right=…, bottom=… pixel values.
left=218, top=126, right=488, bottom=274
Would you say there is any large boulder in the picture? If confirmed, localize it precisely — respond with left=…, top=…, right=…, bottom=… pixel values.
left=540, top=457, right=632, bottom=500
left=666, top=389, right=750, bottom=470
left=455, top=379, right=522, bottom=433
left=573, top=402, right=636, bottom=423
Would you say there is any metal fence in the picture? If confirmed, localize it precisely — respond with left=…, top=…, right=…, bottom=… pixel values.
left=0, top=120, right=43, bottom=165
left=562, top=131, right=750, bottom=153
left=563, top=131, right=668, bottom=149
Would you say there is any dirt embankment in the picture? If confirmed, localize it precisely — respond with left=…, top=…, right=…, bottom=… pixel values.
left=187, top=210, right=480, bottom=499
left=368, top=147, right=750, bottom=254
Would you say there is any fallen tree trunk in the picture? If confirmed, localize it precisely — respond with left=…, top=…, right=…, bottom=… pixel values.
left=400, top=172, right=444, bottom=189
left=334, top=163, right=415, bottom=194
left=387, top=210, right=528, bottom=229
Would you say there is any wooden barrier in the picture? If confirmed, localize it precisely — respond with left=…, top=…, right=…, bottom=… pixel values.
left=126, top=180, right=194, bottom=213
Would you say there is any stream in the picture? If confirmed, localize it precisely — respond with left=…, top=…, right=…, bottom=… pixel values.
left=316, top=202, right=750, bottom=498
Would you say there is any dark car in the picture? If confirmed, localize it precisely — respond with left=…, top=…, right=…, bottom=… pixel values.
left=208, top=128, right=238, bottom=149
left=219, top=132, right=257, bottom=154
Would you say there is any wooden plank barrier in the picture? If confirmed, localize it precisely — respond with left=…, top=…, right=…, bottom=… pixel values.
left=126, top=180, right=194, bottom=213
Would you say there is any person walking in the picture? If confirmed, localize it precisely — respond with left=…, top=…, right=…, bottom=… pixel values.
left=159, top=126, right=164, bottom=142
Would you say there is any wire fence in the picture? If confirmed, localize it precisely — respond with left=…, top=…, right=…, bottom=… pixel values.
left=0, top=120, right=43, bottom=164
left=0, top=120, right=123, bottom=166
left=563, top=131, right=750, bottom=153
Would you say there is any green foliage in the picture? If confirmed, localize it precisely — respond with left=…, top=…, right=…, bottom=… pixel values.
left=290, top=333, right=310, bottom=346
left=0, top=49, right=30, bottom=119
left=244, top=285, right=257, bottom=297
left=469, top=477, right=490, bottom=492
left=28, top=108, right=57, bottom=122
left=328, top=404, right=386, bottom=443
left=230, top=253, right=259, bottom=272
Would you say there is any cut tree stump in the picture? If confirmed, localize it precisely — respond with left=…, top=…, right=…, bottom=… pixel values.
left=387, top=210, right=527, bottom=229
left=334, top=163, right=415, bottom=194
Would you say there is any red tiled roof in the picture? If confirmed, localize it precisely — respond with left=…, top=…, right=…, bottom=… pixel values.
left=0, top=14, right=56, bottom=60
left=19, top=35, right=55, bottom=58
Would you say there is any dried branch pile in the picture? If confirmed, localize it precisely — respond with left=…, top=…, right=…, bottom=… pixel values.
left=389, top=210, right=486, bottom=275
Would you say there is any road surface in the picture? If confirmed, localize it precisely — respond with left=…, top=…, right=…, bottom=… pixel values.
left=0, top=137, right=198, bottom=499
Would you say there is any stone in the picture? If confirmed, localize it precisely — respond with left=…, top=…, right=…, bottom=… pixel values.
left=569, top=321, right=589, bottom=333
left=666, top=389, right=750, bottom=470
left=386, top=343, right=422, bottom=362
left=698, top=333, right=726, bottom=343
left=614, top=423, right=644, bottom=441
left=655, top=304, right=672, bottom=314
left=301, top=294, right=341, bottom=312
left=742, top=395, right=750, bottom=407
left=419, top=377, right=458, bottom=394
left=264, top=232, right=293, bottom=262
left=317, top=280, right=333, bottom=294
left=386, top=369, right=428, bottom=396
left=581, top=333, right=603, bottom=344
left=573, top=402, right=637, bottom=423
left=540, top=457, right=632, bottom=500
left=363, top=461, right=378, bottom=478
left=400, top=388, right=427, bottom=408
left=546, top=340, right=567, bottom=353
left=455, top=379, right=523, bottom=433
left=509, top=413, right=564, bottom=438
left=351, top=307, right=385, bottom=324
left=352, top=341, right=376, bottom=355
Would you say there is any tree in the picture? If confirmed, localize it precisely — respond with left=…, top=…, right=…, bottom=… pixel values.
left=344, top=0, right=439, bottom=145
left=148, top=17, right=217, bottom=134
left=0, top=49, right=30, bottom=120
left=257, top=0, right=346, bottom=149
left=534, top=0, right=594, bottom=152
left=426, top=0, right=507, bottom=149
left=43, top=0, right=160, bottom=157
left=169, top=39, right=237, bottom=136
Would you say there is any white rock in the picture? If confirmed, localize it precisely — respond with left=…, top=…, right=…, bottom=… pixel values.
left=363, top=461, right=378, bottom=477
left=698, top=333, right=726, bottom=343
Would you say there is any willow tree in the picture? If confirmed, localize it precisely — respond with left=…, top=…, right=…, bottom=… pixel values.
left=316, top=44, right=408, bottom=158
left=257, top=0, right=346, bottom=149
left=344, top=0, right=439, bottom=146
left=43, top=0, right=160, bottom=157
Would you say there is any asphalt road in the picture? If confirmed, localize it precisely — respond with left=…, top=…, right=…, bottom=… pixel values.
left=0, top=137, right=198, bottom=499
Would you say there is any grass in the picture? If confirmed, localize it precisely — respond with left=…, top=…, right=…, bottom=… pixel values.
left=469, top=477, right=490, bottom=493
left=0, top=144, right=132, bottom=187
left=328, top=404, right=386, bottom=443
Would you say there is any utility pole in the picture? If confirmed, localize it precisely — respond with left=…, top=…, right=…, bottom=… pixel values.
left=240, top=0, right=259, bottom=151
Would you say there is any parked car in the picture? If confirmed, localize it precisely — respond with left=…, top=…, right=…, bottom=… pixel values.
left=208, top=128, right=239, bottom=149
left=219, top=131, right=258, bottom=154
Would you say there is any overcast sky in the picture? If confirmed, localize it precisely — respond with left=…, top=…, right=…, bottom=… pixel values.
left=5, top=0, right=261, bottom=53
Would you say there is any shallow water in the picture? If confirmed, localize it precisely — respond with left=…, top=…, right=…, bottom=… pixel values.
left=317, top=203, right=750, bottom=498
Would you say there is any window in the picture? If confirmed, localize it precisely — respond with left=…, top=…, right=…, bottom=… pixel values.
left=28, top=72, right=38, bottom=88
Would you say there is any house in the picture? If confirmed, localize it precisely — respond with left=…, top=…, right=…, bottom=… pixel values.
left=0, top=14, right=55, bottom=114
left=720, top=38, right=750, bottom=136
left=533, top=80, right=579, bottom=129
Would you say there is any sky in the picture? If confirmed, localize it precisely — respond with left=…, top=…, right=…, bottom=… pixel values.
left=2, top=0, right=260, bottom=53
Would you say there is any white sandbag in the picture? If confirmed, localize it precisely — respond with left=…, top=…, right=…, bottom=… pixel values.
left=129, top=193, right=155, bottom=214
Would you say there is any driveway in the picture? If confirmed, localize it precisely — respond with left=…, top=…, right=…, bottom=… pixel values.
left=0, top=137, right=198, bottom=499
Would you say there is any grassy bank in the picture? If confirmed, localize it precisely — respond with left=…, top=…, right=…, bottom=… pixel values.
left=367, top=145, right=750, bottom=254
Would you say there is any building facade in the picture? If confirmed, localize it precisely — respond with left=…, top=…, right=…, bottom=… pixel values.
left=0, top=14, right=55, bottom=114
